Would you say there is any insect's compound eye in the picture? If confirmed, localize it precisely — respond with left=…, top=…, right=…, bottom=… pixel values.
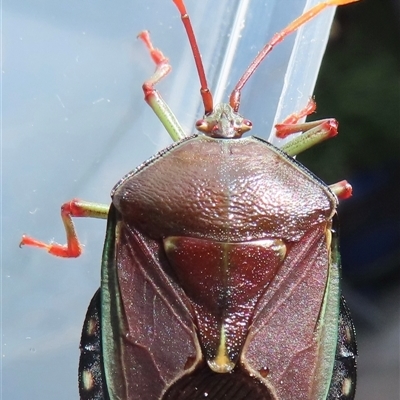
left=195, top=119, right=210, bottom=133
left=241, top=119, right=252, bottom=133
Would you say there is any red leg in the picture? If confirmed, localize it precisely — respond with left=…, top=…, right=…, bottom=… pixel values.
left=275, top=98, right=338, bottom=156
left=329, top=180, right=353, bottom=200
left=277, top=98, right=317, bottom=132
left=20, top=199, right=109, bottom=258
left=137, top=31, right=186, bottom=142
left=279, top=119, right=338, bottom=157
left=137, top=31, right=172, bottom=103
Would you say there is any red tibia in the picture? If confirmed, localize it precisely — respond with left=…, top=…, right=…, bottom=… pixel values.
left=275, top=119, right=338, bottom=140
left=280, top=99, right=317, bottom=126
left=19, top=199, right=88, bottom=258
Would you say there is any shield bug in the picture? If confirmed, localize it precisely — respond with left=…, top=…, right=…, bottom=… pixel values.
left=21, top=0, right=359, bottom=399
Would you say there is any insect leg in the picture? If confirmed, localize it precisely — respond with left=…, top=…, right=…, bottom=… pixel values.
left=20, top=199, right=109, bottom=258
left=278, top=118, right=338, bottom=157
left=276, top=98, right=317, bottom=130
left=276, top=101, right=352, bottom=200
left=278, top=123, right=352, bottom=200
left=329, top=181, right=352, bottom=200
left=138, top=31, right=187, bottom=142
